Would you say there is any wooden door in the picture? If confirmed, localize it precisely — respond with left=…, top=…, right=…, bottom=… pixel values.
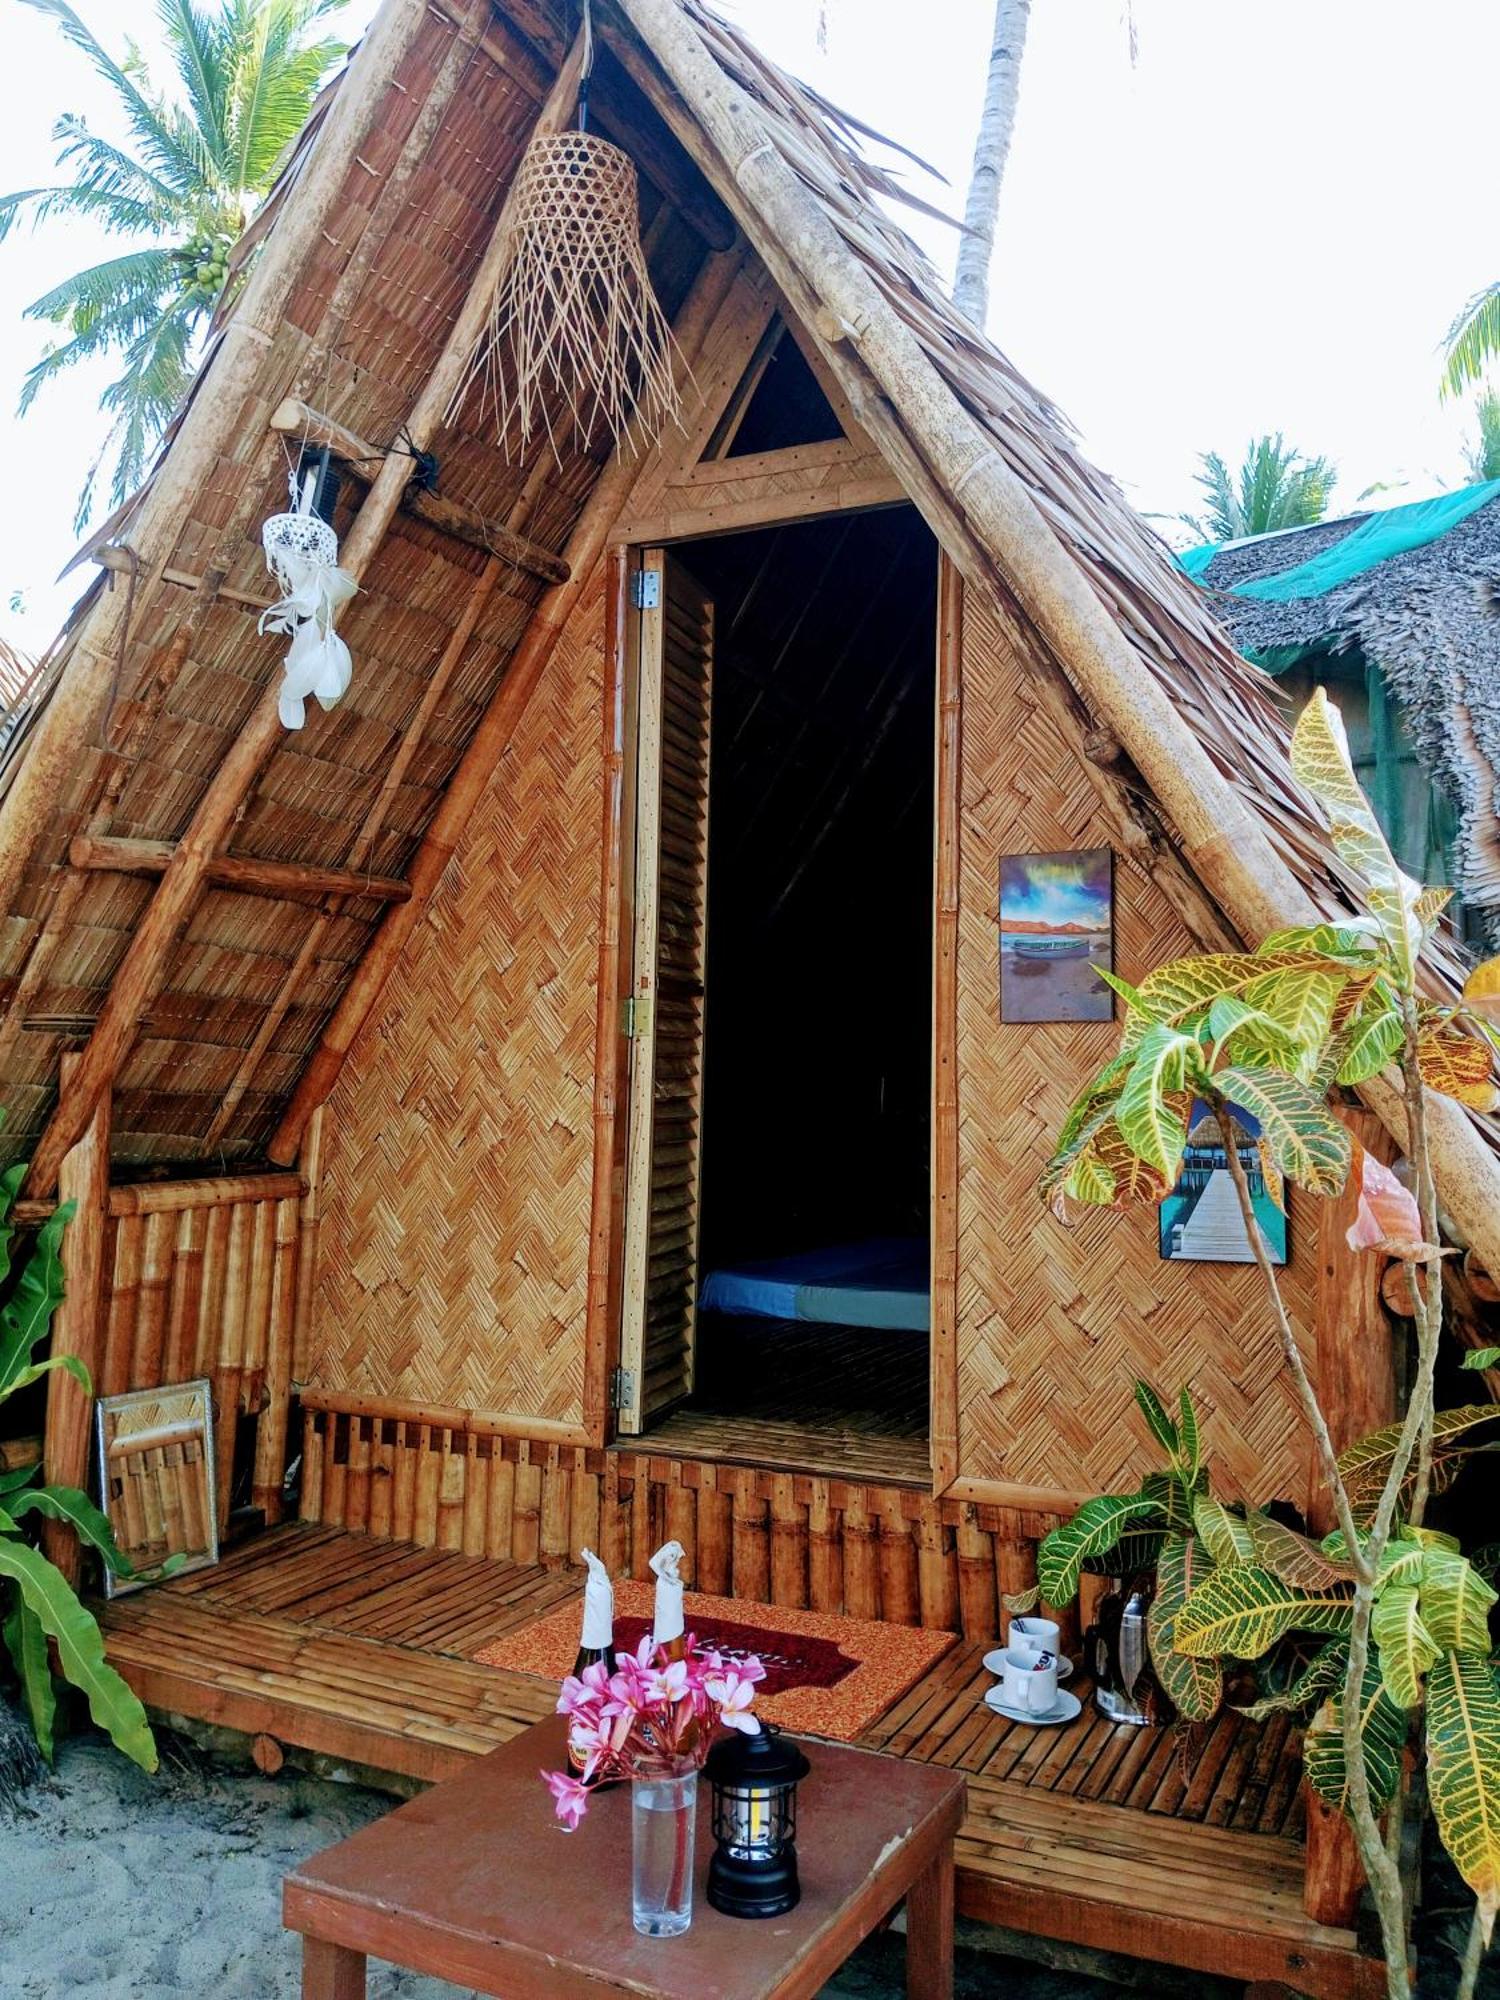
left=617, top=550, right=714, bottom=1434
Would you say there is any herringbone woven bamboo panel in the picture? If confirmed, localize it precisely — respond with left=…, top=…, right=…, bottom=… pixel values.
left=307, top=580, right=608, bottom=1423
left=955, top=590, right=1317, bottom=1508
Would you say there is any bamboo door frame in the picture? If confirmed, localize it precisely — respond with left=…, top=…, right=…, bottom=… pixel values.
left=585, top=528, right=963, bottom=1501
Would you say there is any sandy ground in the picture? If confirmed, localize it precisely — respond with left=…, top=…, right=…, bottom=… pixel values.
left=1, top=1729, right=1491, bottom=1997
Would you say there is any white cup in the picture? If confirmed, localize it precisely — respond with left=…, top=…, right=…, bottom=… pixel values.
left=1010, top=1614, right=1061, bottom=1656
left=997, top=1644, right=1059, bottom=1714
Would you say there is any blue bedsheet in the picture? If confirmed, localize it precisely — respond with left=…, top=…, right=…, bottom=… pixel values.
left=699, top=1238, right=929, bottom=1332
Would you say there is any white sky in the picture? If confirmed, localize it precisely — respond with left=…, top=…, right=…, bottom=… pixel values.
left=1, top=0, right=1496, bottom=652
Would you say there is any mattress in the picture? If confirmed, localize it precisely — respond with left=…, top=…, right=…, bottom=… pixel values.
left=699, top=1238, right=929, bottom=1332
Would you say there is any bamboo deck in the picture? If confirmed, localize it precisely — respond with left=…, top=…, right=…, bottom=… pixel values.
left=99, top=1523, right=1382, bottom=1997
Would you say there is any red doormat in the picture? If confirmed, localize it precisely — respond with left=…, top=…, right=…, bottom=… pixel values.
left=474, top=1582, right=956, bottom=1742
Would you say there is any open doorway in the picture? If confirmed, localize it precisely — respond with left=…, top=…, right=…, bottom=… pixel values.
left=617, top=505, right=937, bottom=1481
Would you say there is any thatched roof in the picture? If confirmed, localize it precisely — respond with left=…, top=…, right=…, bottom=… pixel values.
left=1192, top=495, right=1500, bottom=937
left=0, top=0, right=1493, bottom=1244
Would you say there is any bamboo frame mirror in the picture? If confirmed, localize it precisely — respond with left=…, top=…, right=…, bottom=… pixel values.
left=94, top=1380, right=219, bottom=1597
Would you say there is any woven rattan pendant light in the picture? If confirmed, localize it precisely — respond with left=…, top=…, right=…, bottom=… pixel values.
left=458, top=3, right=680, bottom=460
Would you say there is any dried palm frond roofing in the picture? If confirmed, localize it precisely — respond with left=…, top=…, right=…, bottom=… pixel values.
left=0, top=0, right=1486, bottom=1176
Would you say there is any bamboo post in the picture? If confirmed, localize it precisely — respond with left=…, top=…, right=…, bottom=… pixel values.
left=250, top=1194, right=300, bottom=1522
left=930, top=554, right=963, bottom=1493
left=0, top=0, right=437, bottom=922
left=39, top=1057, right=110, bottom=1586
left=607, top=0, right=1500, bottom=1279
left=21, top=32, right=590, bottom=1202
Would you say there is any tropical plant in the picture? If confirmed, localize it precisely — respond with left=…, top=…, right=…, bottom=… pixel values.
left=1462, top=391, right=1500, bottom=485
left=1443, top=283, right=1500, bottom=402
left=0, top=1148, right=157, bottom=1774
left=1182, top=433, right=1336, bottom=544
left=1039, top=688, right=1500, bottom=1996
left=0, top=0, right=347, bottom=528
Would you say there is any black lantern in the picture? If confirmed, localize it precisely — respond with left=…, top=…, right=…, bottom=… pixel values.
left=705, top=1725, right=810, bottom=1919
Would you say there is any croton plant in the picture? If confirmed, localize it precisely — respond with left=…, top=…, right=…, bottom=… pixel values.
left=1016, top=690, right=1500, bottom=1997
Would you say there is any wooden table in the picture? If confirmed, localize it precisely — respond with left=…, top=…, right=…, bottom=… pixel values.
left=284, top=1714, right=965, bottom=1999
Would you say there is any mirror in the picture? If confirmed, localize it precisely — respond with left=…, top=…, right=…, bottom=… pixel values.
left=94, top=1380, right=218, bottom=1596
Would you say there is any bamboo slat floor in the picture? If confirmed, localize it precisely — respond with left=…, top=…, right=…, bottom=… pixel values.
left=98, top=1522, right=1383, bottom=1998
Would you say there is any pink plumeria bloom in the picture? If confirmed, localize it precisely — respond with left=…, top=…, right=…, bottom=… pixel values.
left=541, top=1767, right=591, bottom=1832
left=704, top=1673, right=760, bottom=1734
left=644, top=1658, right=691, bottom=1706
left=1346, top=1148, right=1424, bottom=1255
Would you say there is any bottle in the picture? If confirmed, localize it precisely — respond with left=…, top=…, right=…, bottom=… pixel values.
left=649, top=1540, right=696, bottom=1756
left=568, top=1547, right=617, bottom=1779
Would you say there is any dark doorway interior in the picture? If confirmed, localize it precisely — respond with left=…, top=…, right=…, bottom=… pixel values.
left=647, top=504, right=937, bottom=1481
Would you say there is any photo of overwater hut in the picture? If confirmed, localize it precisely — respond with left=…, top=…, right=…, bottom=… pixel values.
left=998, top=848, right=1114, bottom=1022
left=1159, top=1114, right=1289, bottom=1266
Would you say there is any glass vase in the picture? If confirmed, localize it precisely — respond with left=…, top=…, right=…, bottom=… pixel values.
left=631, top=1762, right=697, bottom=1937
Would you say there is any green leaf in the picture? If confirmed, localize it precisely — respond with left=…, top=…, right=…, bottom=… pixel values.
left=1426, top=1654, right=1500, bottom=1943
left=1256, top=922, right=1386, bottom=967
left=1116, top=1025, right=1196, bottom=1179
left=1, top=1594, right=55, bottom=1762
left=1291, top=690, right=1425, bottom=983
left=1371, top=1582, right=1439, bottom=1707
left=0, top=1535, right=156, bottom=1771
left=1139, top=1470, right=1196, bottom=1534
left=1175, top=1563, right=1355, bottom=1659
left=1246, top=1511, right=1356, bottom=1593
left=1130, top=948, right=1355, bottom=1030
left=1133, top=1382, right=1179, bottom=1463
left=1191, top=1494, right=1255, bottom=1567
left=1419, top=1549, right=1498, bottom=1655
left=0, top=1201, right=75, bottom=1398
left=1305, top=1657, right=1407, bottom=1814
left=1332, top=999, right=1405, bottom=1086
left=8, top=1484, right=133, bottom=1576
left=1177, top=1389, right=1201, bottom=1486
left=1464, top=1348, right=1500, bottom=1371
left=1338, top=1406, right=1500, bottom=1513
left=1205, top=994, right=1302, bottom=1064
left=1214, top=1066, right=1352, bottom=1195
left=1234, top=1641, right=1349, bottom=1722
left=1149, top=1531, right=1222, bottom=1720
left=1038, top=1495, right=1164, bottom=1608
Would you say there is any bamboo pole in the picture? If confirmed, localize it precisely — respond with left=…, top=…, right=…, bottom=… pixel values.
left=68, top=834, right=412, bottom=906
left=269, top=242, right=741, bottom=1163
left=21, top=32, right=589, bottom=1200
left=931, top=554, right=962, bottom=1493
left=39, top=1057, right=110, bottom=1586
left=608, top=0, right=1500, bottom=1278
left=0, top=0, right=437, bottom=921
left=250, top=1194, right=300, bottom=1522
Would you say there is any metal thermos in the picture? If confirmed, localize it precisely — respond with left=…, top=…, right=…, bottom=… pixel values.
left=1087, top=1574, right=1155, bottom=1727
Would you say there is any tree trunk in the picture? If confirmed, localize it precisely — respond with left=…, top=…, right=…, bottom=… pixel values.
left=953, top=0, right=1032, bottom=328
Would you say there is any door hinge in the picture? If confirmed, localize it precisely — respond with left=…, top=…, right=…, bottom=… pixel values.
left=622, top=995, right=651, bottom=1040
left=610, top=1365, right=637, bottom=1410
left=631, top=568, right=662, bottom=610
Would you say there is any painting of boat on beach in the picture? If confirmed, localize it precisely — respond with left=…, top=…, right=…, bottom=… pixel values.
left=999, top=847, right=1114, bottom=1022
left=1159, top=1111, right=1288, bottom=1267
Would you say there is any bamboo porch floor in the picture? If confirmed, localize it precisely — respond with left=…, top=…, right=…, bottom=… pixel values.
left=639, top=1316, right=932, bottom=1484
left=98, top=1523, right=1382, bottom=1998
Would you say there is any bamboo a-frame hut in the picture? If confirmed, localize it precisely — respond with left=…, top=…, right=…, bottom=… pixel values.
left=4, top=2, right=1497, bottom=1991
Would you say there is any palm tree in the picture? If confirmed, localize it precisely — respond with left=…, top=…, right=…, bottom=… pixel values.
left=1, top=0, right=346, bottom=528
left=1183, top=434, right=1336, bottom=544
left=1462, top=390, right=1500, bottom=485
left=1442, top=283, right=1500, bottom=401
left=953, top=0, right=1033, bottom=327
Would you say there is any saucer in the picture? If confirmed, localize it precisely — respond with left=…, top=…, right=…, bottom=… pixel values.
left=982, top=1647, right=1073, bottom=1682
left=984, top=1685, right=1082, bottom=1727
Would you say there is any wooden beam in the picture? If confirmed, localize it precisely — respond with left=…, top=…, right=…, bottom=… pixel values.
left=69, top=834, right=411, bottom=907
left=21, top=35, right=589, bottom=1201
left=107, top=1172, right=301, bottom=1216
left=0, top=0, right=437, bottom=921
left=268, top=244, right=745, bottom=1164
left=930, top=555, right=962, bottom=1495
left=268, top=399, right=569, bottom=584
left=39, top=1057, right=110, bottom=1587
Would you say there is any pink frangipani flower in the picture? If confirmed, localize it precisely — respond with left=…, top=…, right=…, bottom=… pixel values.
left=542, top=1767, right=591, bottom=1832
left=704, top=1672, right=761, bottom=1734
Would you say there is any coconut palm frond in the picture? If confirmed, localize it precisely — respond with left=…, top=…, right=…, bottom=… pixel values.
left=1443, top=282, right=1500, bottom=402
left=1185, top=434, right=1335, bottom=544
left=24, top=247, right=179, bottom=330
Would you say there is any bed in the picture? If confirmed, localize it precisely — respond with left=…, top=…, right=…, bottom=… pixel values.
left=698, top=1238, right=929, bottom=1333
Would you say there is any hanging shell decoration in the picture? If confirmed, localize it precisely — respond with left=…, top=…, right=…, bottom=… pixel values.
left=259, top=476, right=357, bottom=731
left=454, top=128, right=680, bottom=461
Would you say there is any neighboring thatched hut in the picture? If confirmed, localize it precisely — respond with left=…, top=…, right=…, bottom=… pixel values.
left=1186, top=485, right=1500, bottom=944
left=0, top=3, right=1495, bottom=1990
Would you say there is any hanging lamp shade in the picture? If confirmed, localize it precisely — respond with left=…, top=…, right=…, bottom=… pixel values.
left=463, top=127, right=680, bottom=461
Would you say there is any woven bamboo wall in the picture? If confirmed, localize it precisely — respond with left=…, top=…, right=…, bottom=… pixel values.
left=93, top=1175, right=304, bottom=1530
left=297, top=1403, right=1067, bottom=1641
left=954, top=590, right=1317, bottom=1508
left=305, top=576, right=608, bottom=1424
